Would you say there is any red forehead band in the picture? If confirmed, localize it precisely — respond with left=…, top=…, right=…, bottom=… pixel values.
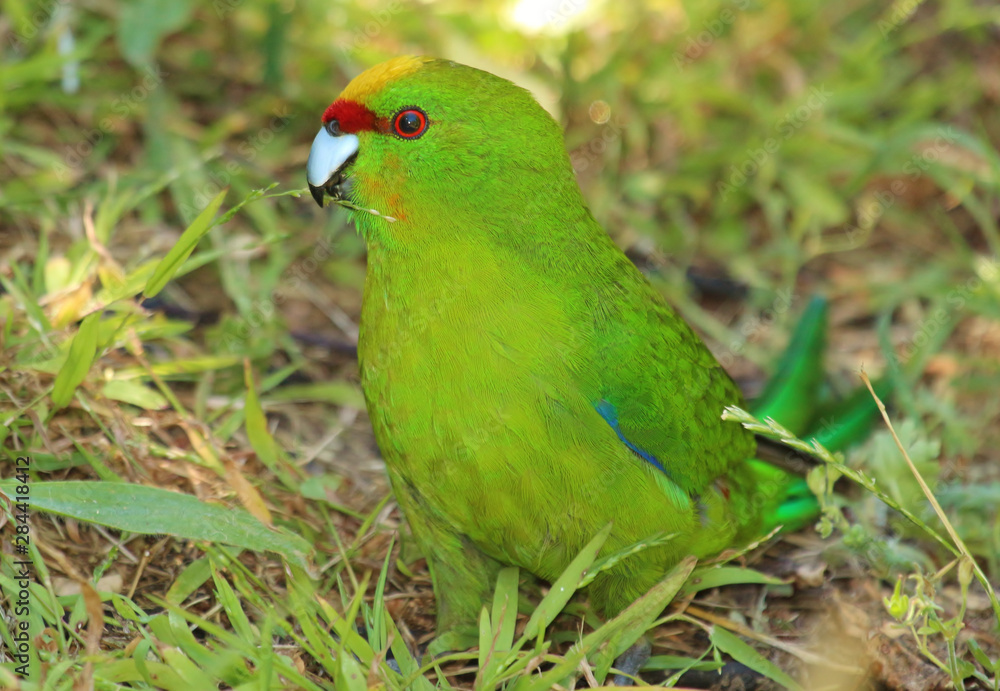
left=321, top=99, right=380, bottom=133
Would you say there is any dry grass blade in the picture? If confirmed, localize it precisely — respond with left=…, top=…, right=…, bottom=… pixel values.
left=860, top=369, right=1000, bottom=627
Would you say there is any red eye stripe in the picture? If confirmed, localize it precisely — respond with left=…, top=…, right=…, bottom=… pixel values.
left=321, top=99, right=379, bottom=133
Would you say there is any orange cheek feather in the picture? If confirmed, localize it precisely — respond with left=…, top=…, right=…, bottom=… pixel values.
left=373, top=152, right=409, bottom=221
left=386, top=193, right=408, bottom=222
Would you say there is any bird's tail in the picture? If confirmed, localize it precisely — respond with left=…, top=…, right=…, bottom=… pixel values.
left=745, top=296, right=887, bottom=534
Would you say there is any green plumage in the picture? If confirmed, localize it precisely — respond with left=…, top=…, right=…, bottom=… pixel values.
left=316, top=58, right=856, bottom=651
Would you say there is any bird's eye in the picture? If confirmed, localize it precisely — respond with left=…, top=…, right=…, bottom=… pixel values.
left=392, top=108, right=428, bottom=139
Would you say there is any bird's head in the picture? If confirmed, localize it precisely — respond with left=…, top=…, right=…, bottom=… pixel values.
left=307, top=57, right=583, bottom=241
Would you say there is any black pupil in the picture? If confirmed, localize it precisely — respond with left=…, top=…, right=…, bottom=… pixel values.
left=398, top=111, right=421, bottom=134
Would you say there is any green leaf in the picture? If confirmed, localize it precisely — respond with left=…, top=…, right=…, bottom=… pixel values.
left=782, top=166, right=849, bottom=229
left=514, top=556, right=697, bottom=691
left=491, top=567, right=520, bottom=654
left=479, top=566, right=520, bottom=686
left=477, top=606, right=492, bottom=673
left=0, top=480, right=311, bottom=567
left=307, top=569, right=374, bottom=671
left=51, top=313, right=101, bottom=409
left=115, top=355, right=243, bottom=379
left=957, top=658, right=978, bottom=680
left=645, top=654, right=724, bottom=672
left=580, top=531, right=675, bottom=587
left=591, top=556, right=698, bottom=683
left=684, top=566, right=787, bottom=594
left=160, top=646, right=217, bottom=689
left=165, top=557, right=214, bottom=604
left=386, top=614, right=433, bottom=691
left=110, top=594, right=151, bottom=624
left=298, top=475, right=342, bottom=503
left=370, top=535, right=395, bottom=653
left=143, top=188, right=227, bottom=298
left=101, top=379, right=169, bottom=409
left=519, top=523, right=611, bottom=642
left=27, top=452, right=88, bottom=472
left=93, top=260, right=159, bottom=307
left=212, top=567, right=253, bottom=642
left=99, top=660, right=189, bottom=688
left=244, top=367, right=282, bottom=470
left=265, top=381, right=365, bottom=408
left=710, top=627, right=803, bottom=691
left=336, top=651, right=367, bottom=691
left=967, top=639, right=999, bottom=673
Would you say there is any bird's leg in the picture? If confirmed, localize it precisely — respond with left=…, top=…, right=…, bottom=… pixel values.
left=611, top=638, right=651, bottom=686
left=424, top=540, right=504, bottom=657
left=389, top=470, right=503, bottom=657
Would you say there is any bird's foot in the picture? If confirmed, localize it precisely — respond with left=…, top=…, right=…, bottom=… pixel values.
left=611, top=638, right=651, bottom=686
left=426, top=626, right=479, bottom=659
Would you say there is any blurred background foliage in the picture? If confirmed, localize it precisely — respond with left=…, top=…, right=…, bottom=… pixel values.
left=4, top=0, right=1000, bottom=328
left=4, top=0, right=1000, bottom=468
left=2, top=0, right=1000, bottom=687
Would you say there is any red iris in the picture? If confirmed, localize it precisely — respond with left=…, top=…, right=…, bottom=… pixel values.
left=392, top=108, right=428, bottom=139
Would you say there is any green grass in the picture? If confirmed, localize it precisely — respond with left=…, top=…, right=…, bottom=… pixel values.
left=2, top=0, right=1000, bottom=687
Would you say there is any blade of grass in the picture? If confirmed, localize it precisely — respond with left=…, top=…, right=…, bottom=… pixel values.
left=683, top=565, right=787, bottom=594
left=860, top=371, right=1000, bottom=628
left=511, top=556, right=697, bottom=691
left=517, top=522, right=612, bottom=645
left=50, top=312, right=100, bottom=408
left=710, top=626, right=804, bottom=691
left=143, top=188, right=227, bottom=298
left=0, top=480, right=311, bottom=566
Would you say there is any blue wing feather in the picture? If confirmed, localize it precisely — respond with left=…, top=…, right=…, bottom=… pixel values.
left=594, top=399, right=670, bottom=476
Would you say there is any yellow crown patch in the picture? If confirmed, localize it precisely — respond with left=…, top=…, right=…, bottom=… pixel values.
left=339, top=56, right=433, bottom=103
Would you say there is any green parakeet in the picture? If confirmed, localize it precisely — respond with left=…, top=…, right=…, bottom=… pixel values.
left=306, top=56, right=854, bottom=653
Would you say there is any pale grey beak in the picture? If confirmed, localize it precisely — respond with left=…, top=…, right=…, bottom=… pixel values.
left=306, top=128, right=359, bottom=207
